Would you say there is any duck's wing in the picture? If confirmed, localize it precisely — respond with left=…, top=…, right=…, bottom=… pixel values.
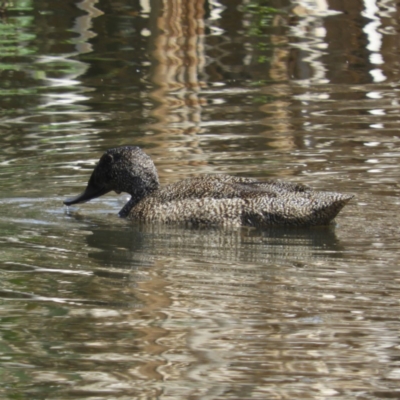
left=190, top=174, right=312, bottom=194
left=157, top=175, right=312, bottom=202
left=224, top=179, right=311, bottom=197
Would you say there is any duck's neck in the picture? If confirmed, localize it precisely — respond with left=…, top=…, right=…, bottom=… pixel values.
left=118, top=183, right=159, bottom=218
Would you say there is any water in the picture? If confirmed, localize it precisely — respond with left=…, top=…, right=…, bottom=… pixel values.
left=1, top=0, right=400, bottom=398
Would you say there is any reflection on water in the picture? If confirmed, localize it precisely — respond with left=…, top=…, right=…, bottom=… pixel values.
left=1, top=0, right=400, bottom=398
left=0, top=0, right=97, bottom=125
left=1, top=194, right=400, bottom=398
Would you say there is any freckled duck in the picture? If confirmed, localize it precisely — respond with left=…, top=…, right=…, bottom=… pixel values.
left=64, top=146, right=353, bottom=227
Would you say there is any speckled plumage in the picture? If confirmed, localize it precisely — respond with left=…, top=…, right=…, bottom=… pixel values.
left=64, top=146, right=353, bottom=227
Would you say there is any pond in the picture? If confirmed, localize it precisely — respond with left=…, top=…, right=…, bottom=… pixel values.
left=1, top=0, right=400, bottom=398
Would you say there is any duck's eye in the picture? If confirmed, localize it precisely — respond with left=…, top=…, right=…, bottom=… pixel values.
left=101, top=153, right=114, bottom=165
left=113, top=153, right=122, bottom=162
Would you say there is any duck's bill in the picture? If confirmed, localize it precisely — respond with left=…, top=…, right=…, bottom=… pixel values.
left=64, top=185, right=110, bottom=206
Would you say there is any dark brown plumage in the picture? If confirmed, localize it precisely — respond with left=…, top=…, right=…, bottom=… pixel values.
left=64, top=146, right=353, bottom=227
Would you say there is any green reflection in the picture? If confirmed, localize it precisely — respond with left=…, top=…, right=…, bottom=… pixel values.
left=243, top=2, right=282, bottom=36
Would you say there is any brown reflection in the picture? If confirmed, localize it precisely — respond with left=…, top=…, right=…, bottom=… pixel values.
left=129, top=266, right=172, bottom=382
left=75, top=0, right=104, bottom=54
left=147, top=0, right=207, bottom=146
left=324, top=0, right=372, bottom=84
left=287, top=0, right=400, bottom=85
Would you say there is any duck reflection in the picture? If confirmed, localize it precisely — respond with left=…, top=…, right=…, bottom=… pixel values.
left=77, top=217, right=345, bottom=269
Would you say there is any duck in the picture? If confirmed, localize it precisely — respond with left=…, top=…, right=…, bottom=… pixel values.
left=64, top=146, right=353, bottom=227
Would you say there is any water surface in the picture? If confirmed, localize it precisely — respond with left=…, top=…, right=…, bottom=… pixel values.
left=1, top=0, right=400, bottom=398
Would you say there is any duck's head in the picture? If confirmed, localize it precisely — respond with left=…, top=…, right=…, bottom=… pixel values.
left=64, top=146, right=159, bottom=206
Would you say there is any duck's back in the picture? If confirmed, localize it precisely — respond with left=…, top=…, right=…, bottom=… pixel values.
left=155, top=175, right=311, bottom=202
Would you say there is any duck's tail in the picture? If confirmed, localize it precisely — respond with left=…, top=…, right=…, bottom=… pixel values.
left=306, top=193, right=354, bottom=226
left=247, top=192, right=354, bottom=227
